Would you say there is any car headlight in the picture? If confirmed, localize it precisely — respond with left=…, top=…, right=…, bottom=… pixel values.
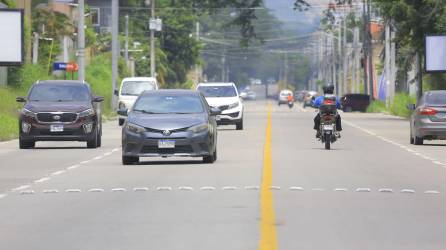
left=228, top=102, right=239, bottom=109
left=78, top=108, right=95, bottom=118
left=126, top=122, right=146, bottom=134
left=119, top=102, right=126, bottom=110
left=188, top=123, right=209, bottom=133
left=22, top=108, right=36, bottom=118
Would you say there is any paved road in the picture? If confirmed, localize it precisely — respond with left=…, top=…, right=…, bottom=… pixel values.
left=1, top=101, right=446, bottom=249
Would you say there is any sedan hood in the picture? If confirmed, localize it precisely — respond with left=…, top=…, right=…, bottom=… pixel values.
left=128, top=113, right=206, bottom=130
left=205, top=97, right=239, bottom=107
left=25, top=101, right=91, bottom=113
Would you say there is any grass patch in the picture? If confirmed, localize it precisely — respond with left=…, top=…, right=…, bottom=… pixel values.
left=367, top=93, right=415, bottom=118
left=86, top=53, right=113, bottom=117
left=367, top=100, right=387, bottom=113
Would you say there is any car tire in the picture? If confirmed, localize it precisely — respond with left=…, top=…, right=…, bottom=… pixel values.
left=203, top=148, right=217, bottom=164
left=96, top=130, right=102, bottom=148
left=236, top=119, right=244, bottom=130
left=19, top=139, right=35, bottom=149
left=414, top=136, right=424, bottom=145
left=119, top=119, right=125, bottom=126
left=410, top=134, right=414, bottom=144
left=122, top=155, right=139, bottom=165
left=87, top=130, right=99, bottom=148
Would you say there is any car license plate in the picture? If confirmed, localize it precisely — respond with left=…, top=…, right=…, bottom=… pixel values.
left=158, top=140, right=175, bottom=149
left=216, top=115, right=221, bottom=121
left=323, top=125, right=334, bottom=131
left=50, top=125, right=64, bottom=132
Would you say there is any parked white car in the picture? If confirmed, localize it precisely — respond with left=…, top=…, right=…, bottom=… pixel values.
left=197, top=82, right=244, bottom=130
left=118, top=77, right=158, bottom=126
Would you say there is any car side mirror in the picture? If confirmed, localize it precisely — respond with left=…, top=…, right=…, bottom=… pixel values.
left=117, top=109, right=128, bottom=116
left=407, top=104, right=416, bottom=110
left=114, top=89, right=119, bottom=96
left=210, top=107, right=221, bottom=116
left=93, top=96, right=104, bottom=102
left=16, top=96, right=26, bottom=103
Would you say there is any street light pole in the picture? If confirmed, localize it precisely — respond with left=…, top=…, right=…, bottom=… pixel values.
left=111, top=0, right=119, bottom=110
left=77, top=0, right=85, bottom=81
left=150, top=0, right=156, bottom=78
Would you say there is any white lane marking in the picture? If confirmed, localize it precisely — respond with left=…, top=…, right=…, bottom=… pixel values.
left=88, top=188, right=105, bottom=192
left=200, top=186, right=215, bottom=191
left=312, top=188, right=325, bottom=191
left=0, top=194, right=7, bottom=199
left=334, top=188, right=348, bottom=192
left=93, top=156, right=103, bottom=160
left=80, top=160, right=91, bottom=164
left=111, top=188, right=127, bottom=192
left=43, top=189, right=59, bottom=194
left=34, top=177, right=50, bottom=183
left=432, top=161, right=445, bottom=166
left=244, top=185, right=259, bottom=190
left=406, top=149, right=416, bottom=153
left=133, top=187, right=149, bottom=192
left=103, top=152, right=112, bottom=156
left=51, top=170, right=66, bottom=176
left=425, top=190, right=440, bottom=194
left=67, top=165, right=80, bottom=170
left=222, top=186, right=238, bottom=190
left=356, top=188, right=371, bottom=192
left=20, top=190, right=35, bottom=195
left=65, top=189, right=82, bottom=193
left=289, top=186, right=304, bottom=191
left=378, top=188, right=394, bottom=193
left=401, top=189, right=415, bottom=193
left=270, top=186, right=281, bottom=190
left=178, top=186, right=194, bottom=191
left=12, top=185, right=31, bottom=191
left=112, top=148, right=120, bottom=152
left=156, top=186, right=172, bottom=191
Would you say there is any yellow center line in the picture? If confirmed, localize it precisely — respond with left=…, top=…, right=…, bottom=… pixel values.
left=259, top=102, right=278, bottom=250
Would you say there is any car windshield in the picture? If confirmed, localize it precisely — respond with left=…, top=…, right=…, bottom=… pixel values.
left=425, top=92, right=446, bottom=106
left=28, top=84, right=90, bottom=102
left=197, top=85, right=237, bottom=97
left=121, top=81, right=156, bottom=96
left=133, top=95, right=204, bottom=114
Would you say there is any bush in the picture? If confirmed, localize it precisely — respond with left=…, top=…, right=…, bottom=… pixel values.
left=86, top=54, right=113, bottom=115
left=367, top=100, right=387, bottom=113
left=8, top=64, right=50, bottom=88
left=389, top=93, right=416, bottom=118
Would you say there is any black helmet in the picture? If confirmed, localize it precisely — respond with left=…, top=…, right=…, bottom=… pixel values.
left=323, top=84, right=334, bottom=94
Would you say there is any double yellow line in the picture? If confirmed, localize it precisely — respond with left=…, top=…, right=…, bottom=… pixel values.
left=259, top=103, right=278, bottom=250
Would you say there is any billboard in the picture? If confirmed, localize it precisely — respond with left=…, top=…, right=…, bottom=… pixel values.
left=425, top=35, right=446, bottom=73
left=0, top=9, right=24, bottom=66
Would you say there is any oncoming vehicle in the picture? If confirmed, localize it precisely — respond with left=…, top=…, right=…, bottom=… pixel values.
left=118, top=90, right=220, bottom=164
left=278, top=89, right=293, bottom=105
left=118, top=77, right=158, bottom=126
left=16, top=80, right=104, bottom=149
left=303, top=91, right=318, bottom=108
left=409, top=90, right=446, bottom=145
left=197, top=82, right=244, bottom=130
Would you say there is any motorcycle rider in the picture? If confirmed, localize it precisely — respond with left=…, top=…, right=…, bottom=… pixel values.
left=313, top=84, right=342, bottom=138
left=287, top=93, right=294, bottom=103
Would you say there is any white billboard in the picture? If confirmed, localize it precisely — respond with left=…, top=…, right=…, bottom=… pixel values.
left=0, top=9, right=23, bottom=66
left=425, top=35, right=446, bottom=72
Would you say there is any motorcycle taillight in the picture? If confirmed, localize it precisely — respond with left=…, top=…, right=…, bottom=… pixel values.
left=323, top=100, right=335, bottom=105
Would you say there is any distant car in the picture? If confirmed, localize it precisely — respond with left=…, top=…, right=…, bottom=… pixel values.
left=197, top=82, right=244, bottom=130
left=119, top=90, right=220, bottom=164
left=240, top=90, right=256, bottom=100
left=278, top=89, right=293, bottom=105
left=118, top=77, right=158, bottom=126
left=341, top=94, right=370, bottom=112
left=303, top=91, right=318, bottom=108
left=295, top=90, right=308, bottom=102
left=16, top=80, right=104, bottom=149
left=409, top=91, right=446, bottom=145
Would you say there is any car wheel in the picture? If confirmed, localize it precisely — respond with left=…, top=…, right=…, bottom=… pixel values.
left=122, top=155, right=139, bottom=165
left=87, top=130, right=98, bottom=148
left=236, top=119, right=244, bottom=130
left=414, top=136, right=424, bottom=145
left=119, top=118, right=125, bottom=126
left=96, top=129, right=102, bottom=148
left=19, top=139, right=35, bottom=149
left=203, top=148, right=217, bottom=164
left=409, top=127, right=414, bottom=144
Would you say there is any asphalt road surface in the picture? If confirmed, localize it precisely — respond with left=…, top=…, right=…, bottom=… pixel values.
left=1, top=101, right=446, bottom=250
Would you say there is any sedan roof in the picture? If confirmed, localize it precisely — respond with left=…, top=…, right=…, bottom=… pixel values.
left=141, top=89, right=200, bottom=96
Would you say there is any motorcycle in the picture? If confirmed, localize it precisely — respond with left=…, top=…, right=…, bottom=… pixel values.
left=318, top=96, right=340, bottom=150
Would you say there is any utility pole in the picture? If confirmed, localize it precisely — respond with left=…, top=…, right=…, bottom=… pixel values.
left=343, top=17, right=348, bottom=95
left=390, top=27, right=396, bottom=102
left=150, top=0, right=156, bottom=78
left=331, top=33, right=337, bottom=94
left=367, top=0, right=374, bottom=100
left=337, top=25, right=342, bottom=96
left=353, top=27, right=360, bottom=93
left=221, top=51, right=226, bottom=82
left=385, top=21, right=391, bottom=108
left=32, top=32, right=39, bottom=64
left=195, top=22, right=200, bottom=84
left=111, top=0, right=119, bottom=109
left=284, top=53, right=289, bottom=85
left=77, top=0, right=85, bottom=81
left=362, top=0, right=368, bottom=95
left=125, top=15, right=129, bottom=67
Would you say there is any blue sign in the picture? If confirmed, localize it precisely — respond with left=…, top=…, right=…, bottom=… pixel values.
left=53, top=62, right=67, bottom=70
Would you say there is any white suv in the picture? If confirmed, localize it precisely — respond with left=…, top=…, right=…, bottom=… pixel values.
left=118, top=77, right=158, bottom=126
left=197, top=82, right=244, bottom=130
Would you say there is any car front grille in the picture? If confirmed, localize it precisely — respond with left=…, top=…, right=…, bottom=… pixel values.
left=227, top=112, right=240, bottom=118
left=36, top=112, right=78, bottom=123
left=217, top=105, right=229, bottom=111
left=141, top=145, right=194, bottom=154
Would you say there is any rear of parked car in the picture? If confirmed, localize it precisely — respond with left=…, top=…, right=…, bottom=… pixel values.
left=410, top=91, right=446, bottom=145
left=341, top=94, right=370, bottom=112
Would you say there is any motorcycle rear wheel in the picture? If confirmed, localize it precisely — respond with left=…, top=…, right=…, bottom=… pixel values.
left=324, top=134, right=331, bottom=150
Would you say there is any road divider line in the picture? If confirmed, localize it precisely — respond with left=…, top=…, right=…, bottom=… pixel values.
left=259, top=102, right=278, bottom=250
left=34, top=177, right=50, bottom=183
left=0, top=194, right=7, bottom=199
left=12, top=185, right=31, bottom=192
